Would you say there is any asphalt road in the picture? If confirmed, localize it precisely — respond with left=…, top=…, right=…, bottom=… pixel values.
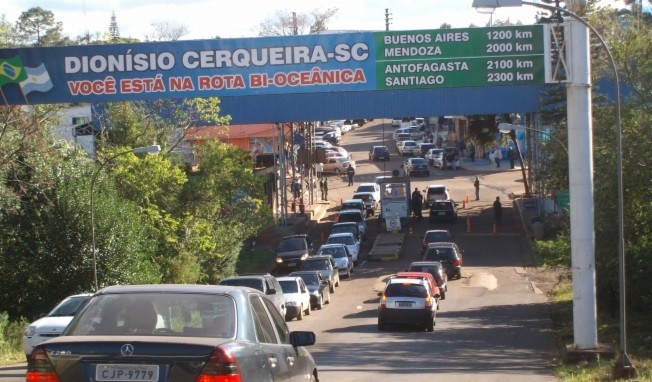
left=0, top=120, right=556, bottom=382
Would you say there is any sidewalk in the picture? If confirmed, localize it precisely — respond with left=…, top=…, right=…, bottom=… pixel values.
left=459, top=157, right=524, bottom=173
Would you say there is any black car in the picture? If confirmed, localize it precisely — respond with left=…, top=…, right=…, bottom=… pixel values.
left=299, top=255, right=340, bottom=293
left=369, top=145, right=390, bottom=161
left=403, top=157, right=430, bottom=177
left=26, top=284, right=319, bottom=382
left=289, top=270, right=332, bottom=309
left=408, top=261, right=448, bottom=299
left=422, top=242, right=463, bottom=280
left=275, top=234, right=313, bottom=269
left=330, top=221, right=362, bottom=241
left=429, top=199, right=459, bottom=223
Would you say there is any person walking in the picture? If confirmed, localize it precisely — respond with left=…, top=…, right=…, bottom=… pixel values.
left=508, top=147, right=516, bottom=169
left=474, top=176, right=480, bottom=201
left=346, top=165, right=355, bottom=186
left=411, top=187, right=423, bottom=220
left=493, top=196, right=503, bottom=225
left=319, top=178, right=325, bottom=200
left=493, top=147, right=503, bottom=168
left=323, top=176, right=329, bottom=200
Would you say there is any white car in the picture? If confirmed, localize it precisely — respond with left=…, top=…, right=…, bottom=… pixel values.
left=355, top=182, right=381, bottom=203
left=23, top=293, right=93, bottom=360
left=424, top=184, right=451, bottom=207
left=425, top=148, right=445, bottom=168
left=398, top=140, right=419, bottom=156
left=325, top=233, right=360, bottom=265
left=276, top=276, right=312, bottom=321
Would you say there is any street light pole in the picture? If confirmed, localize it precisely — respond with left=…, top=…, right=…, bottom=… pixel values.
left=90, top=145, right=161, bottom=291
left=473, top=0, right=635, bottom=376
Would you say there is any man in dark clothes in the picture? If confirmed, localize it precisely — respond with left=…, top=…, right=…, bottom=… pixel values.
left=323, top=176, right=329, bottom=200
left=493, top=196, right=503, bottom=225
left=474, top=177, right=480, bottom=201
left=411, top=187, right=423, bottom=220
left=508, top=147, right=516, bottom=169
left=346, top=165, right=355, bottom=186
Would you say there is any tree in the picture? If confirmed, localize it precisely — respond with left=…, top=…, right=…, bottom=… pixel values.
left=0, top=14, right=16, bottom=47
left=109, top=11, right=119, bottom=42
left=144, top=21, right=189, bottom=42
left=256, top=8, right=338, bottom=36
left=15, top=7, right=70, bottom=46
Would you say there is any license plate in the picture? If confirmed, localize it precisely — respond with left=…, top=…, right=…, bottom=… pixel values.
left=287, top=262, right=296, bottom=267
left=396, top=301, right=413, bottom=307
left=438, top=212, right=446, bottom=216
left=96, top=364, right=159, bottom=381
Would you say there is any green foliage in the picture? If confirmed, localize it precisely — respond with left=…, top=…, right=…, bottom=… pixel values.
left=533, top=231, right=571, bottom=268
left=15, top=7, right=70, bottom=46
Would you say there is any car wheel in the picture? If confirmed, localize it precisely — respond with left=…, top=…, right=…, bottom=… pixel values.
left=316, top=294, right=324, bottom=309
left=335, top=276, right=340, bottom=287
left=334, top=168, right=341, bottom=175
left=425, top=316, right=434, bottom=332
left=305, top=303, right=311, bottom=316
left=441, top=290, right=446, bottom=300
left=378, top=320, right=387, bottom=331
left=346, top=268, right=351, bottom=278
left=325, top=290, right=331, bottom=304
left=457, top=270, right=462, bottom=280
left=297, top=307, right=303, bottom=321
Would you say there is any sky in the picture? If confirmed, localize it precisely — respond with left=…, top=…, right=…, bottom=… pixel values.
left=2, top=0, right=637, bottom=42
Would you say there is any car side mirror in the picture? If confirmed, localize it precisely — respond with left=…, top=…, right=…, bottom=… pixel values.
left=321, top=280, right=329, bottom=286
left=434, top=293, right=441, bottom=299
left=267, top=288, right=277, bottom=295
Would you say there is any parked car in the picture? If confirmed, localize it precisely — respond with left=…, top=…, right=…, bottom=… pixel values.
left=394, top=126, right=423, bottom=141
left=277, top=276, right=312, bottom=321
left=421, top=229, right=453, bottom=253
left=369, top=145, right=391, bottom=161
left=442, top=146, right=461, bottom=169
left=407, top=261, right=449, bottom=300
left=218, top=273, right=287, bottom=317
left=403, top=157, right=430, bottom=177
left=355, top=182, right=381, bottom=203
left=315, top=243, right=354, bottom=278
left=289, top=270, right=332, bottom=309
left=25, top=284, right=319, bottom=381
left=377, top=276, right=439, bottom=332
left=322, top=156, right=356, bottom=175
left=22, top=293, right=93, bottom=360
left=352, top=191, right=378, bottom=216
left=424, top=184, right=450, bottom=207
left=274, top=234, right=314, bottom=269
left=325, top=232, right=360, bottom=266
left=313, top=140, right=333, bottom=150
left=398, top=140, right=419, bottom=156
left=394, top=132, right=412, bottom=144
left=394, top=271, right=441, bottom=307
left=391, top=118, right=402, bottom=128
left=336, top=209, right=367, bottom=240
left=422, top=242, right=464, bottom=280
left=299, top=255, right=340, bottom=293
left=425, top=148, right=445, bottom=168
left=330, top=221, right=362, bottom=241
left=428, top=199, right=459, bottom=223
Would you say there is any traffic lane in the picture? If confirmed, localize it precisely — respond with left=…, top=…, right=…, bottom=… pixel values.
left=0, top=363, right=26, bottom=382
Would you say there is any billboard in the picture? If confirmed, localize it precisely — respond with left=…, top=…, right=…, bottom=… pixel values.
left=0, top=25, right=545, bottom=105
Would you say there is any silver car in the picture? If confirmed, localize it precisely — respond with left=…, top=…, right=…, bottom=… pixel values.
left=316, top=243, right=354, bottom=278
left=25, top=284, right=319, bottom=381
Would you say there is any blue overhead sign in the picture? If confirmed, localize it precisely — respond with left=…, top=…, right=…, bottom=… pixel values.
left=0, top=25, right=546, bottom=106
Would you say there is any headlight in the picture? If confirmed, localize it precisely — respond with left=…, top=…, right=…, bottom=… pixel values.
left=300, top=253, right=309, bottom=261
left=24, top=325, right=36, bottom=336
left=275, top=257, right=283, bottom=264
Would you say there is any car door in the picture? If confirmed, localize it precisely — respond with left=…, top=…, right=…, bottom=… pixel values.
left=261, top=297, right=311, bottom=381
left=250, top=295, right=293, bottom=381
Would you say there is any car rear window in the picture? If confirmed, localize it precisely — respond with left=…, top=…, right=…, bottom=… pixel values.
left=385, top=283, right=428, bottom=298
left=294, top=273, right=320, bottom=285
left=338, top=212, right=362, bottom=223
left=424, top=231, right=450, bottom=242
left=301, top=259, right=330, bottom=270
left=428, top=187, right=446, bottom=195
left=424, top=248, right=457, bottom=261
left=49, top=296, right=91, bottom=316
left=219, top=278, right=265, bottom=291
left=327, top=236, right=354, bottom=245
left=431, top=202, right=454, bottom=211
left=342, top=202, right=363, bottom=210
left=318, top=246, right=346, bottom=258
left=331, top=225, right=357, bottom=235
left=279, top=280, right=299, bottom=293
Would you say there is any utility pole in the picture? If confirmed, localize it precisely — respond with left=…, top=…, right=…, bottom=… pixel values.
left=292, top=12, right=299, bottom=35
left=385, top=8, right=392, bottom=31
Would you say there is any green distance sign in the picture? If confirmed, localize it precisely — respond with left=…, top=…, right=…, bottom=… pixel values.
left=375, top=25, right=546, bottom=89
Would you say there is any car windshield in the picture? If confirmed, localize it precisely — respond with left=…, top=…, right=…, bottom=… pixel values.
left=327, top=236, right=354, bottom=245
left=354, top=194, right=373, bottom=202
left=385, top=283, right=428, bottom=298
left=356, top=185, right=375, bottom=193
left=411, top=158, right=427, bottom=164
left=219, top=278, right=264, bottom=291
left=374, top=147, right=388, bottom=153
left=66, top=293, right=236, bottom=338
left=331, top=225, right=357, bottom=235
left=49, top=296, right=91, bottom=317
left=278, top=238, right=307, bottom=251
left=424, top=248, right=457, bottom=261
left=338, top=212, right=362, bottom=223
left=279, top=280, right=299, bottom=293
left=318, top=246, right=346, bottom=258
left=342, top=202, right=362, bottom=210
left=424, top=231, right=450, bottom=242
left=301, top=260, right=330, bottom=271
left=409, top=265, right=442, bottom=277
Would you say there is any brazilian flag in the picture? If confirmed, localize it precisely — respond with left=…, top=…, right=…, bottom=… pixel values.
left=0, top=55, right=27, bottom=87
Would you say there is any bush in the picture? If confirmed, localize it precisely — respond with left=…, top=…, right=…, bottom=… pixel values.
left=533, top=231, right=571, bottom=268
left=0, top=312, right=27, bottom=354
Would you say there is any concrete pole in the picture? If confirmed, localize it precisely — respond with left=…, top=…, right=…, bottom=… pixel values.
left=565, top=17, right=598, bottom=349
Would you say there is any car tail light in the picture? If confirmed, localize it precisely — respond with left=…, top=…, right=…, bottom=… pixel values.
left=25, top=348, right=60, bottom=382
left=421, top=242, right=427, bottom=251
left=196, top=346, right=241, bottom=382
left=453, top=258, right=462, bottom=266
left=379, top=294, right=387, bottom=309
left=424, top=296, right=433, bottom=309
